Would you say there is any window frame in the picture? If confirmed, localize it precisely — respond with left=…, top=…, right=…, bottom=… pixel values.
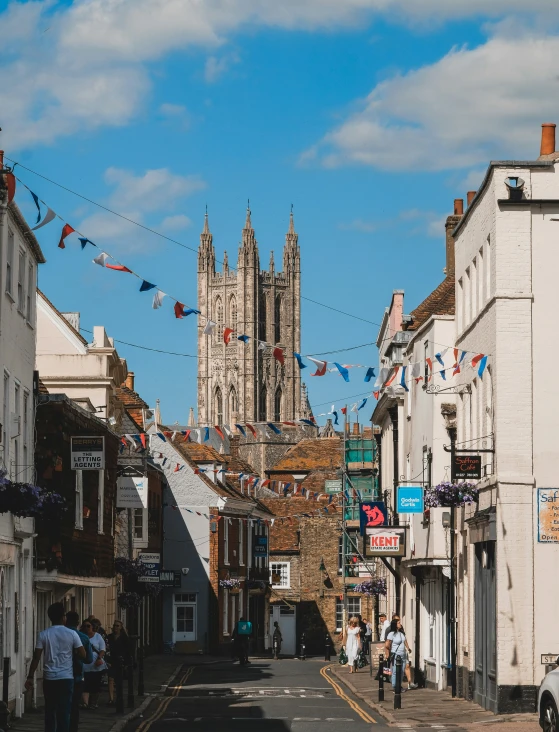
left=75, top=470, right=84, bottom=530
left=238, top=518, right=244, bottom=566
left=5, top=229, right=14, bottom=299
left=223, top=518, right=230, bottom=565
left=26, top=262, right=34, bottom=325
left=270, top=562, right=290, bottom=589
left=17, top=249, right=26, bottom=314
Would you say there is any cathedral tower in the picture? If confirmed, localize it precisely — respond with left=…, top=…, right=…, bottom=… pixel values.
left=197, top=207, right=302, bottom=427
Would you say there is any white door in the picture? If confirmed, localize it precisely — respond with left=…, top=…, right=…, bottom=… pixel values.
left=269, top=605, right=296, bottom=656
left=173, top=593, right=197, bottom=642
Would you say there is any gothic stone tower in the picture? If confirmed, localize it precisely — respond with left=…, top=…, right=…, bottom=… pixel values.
left=197, top=207, right=302, bottom=428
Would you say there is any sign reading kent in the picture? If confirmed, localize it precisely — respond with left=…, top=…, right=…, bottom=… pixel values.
left=71, top=436, right=105, bottom=470
left=364, top=527, right=407, bottom=557
left=397, top=487, right=424, bottom=514
left=537, top=489, right=559, bottom=543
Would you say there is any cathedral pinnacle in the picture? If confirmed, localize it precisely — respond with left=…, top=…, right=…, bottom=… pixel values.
left=199, top=207, right=215, bottom=272
left=269, top=250, right=275, bottom=271
left=244, top=201, right=253, bottom=231
left=203, top=206, right=210, bottom=234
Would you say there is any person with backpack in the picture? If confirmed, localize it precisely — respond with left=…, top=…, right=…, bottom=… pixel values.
left=232, top=617, right=252, bottom=665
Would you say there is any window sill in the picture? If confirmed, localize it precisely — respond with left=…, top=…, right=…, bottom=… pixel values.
left=26, top=320, right=34, bottom=331
left=5, top=292, right=15, bottom=304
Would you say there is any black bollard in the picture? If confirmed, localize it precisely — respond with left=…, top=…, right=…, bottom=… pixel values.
left=0, top=701, right=9, bottom=732
left=127, top=659, right=135, bottom=708
left=394, top=655, right=403, bottom=710
left=2, top=658, right=8, bottom=704
left=115, top=657, right=124, bottom=714
left=137, top=645, right=145, bottom=697
left=325, top=635, right=331, bottom=662
left=378, top=653, right=385, bottom=702
left=300, top=633, right=306, bottom=661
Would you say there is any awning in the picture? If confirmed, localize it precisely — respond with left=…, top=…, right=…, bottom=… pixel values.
left=34, top=569, right=114, bottom=588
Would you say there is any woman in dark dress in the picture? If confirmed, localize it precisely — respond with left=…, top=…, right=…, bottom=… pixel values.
left=107, top=620, right=132, bottom=705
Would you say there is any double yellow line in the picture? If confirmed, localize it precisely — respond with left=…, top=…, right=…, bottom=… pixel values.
left=136, top=666, right=194, bottom=732
left=320, top=664, right=376, bottom=724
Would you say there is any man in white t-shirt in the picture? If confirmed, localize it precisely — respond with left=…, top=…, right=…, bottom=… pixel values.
left=379, top=613, right=391, bottom=642
left=25, top=602, right=85, bottom=732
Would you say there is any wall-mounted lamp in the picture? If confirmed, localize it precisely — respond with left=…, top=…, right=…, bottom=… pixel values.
left=319, top=557, right=326, bottom=573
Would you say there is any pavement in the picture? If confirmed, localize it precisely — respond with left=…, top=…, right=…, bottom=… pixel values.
left=328, top=662, right=541, bottom=732
left=11, top=654, right=184, bottom=732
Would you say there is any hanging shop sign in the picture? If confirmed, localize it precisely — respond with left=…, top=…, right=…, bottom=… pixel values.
left=364, top=527, right=407, bottom=557
left=537, top=489, right=559, bottom=543
left=452, top=454, right=482, bottom=480
left=397, top=487, right=424, bottom=514
left=253, top=535, right=268, bottom=557
left=159, top=570, right=181, bottom=587
left=138, top=552, right=160, bottom=583
left=359, top=502, right=388, bottom=534
left=71, top=436, right=105, bottom=470
left=116, top=469, right=148, bottom=509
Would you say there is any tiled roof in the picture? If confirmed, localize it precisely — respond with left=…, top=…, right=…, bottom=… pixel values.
left=267, top=437, right=342, bottom=473
left=115, top=385, right=150, bottom=429
left=406, top=276, right=455, bottom=333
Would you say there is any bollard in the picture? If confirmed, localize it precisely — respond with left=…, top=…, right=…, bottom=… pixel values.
left=115, top=657, right=124, bottom=714
left=0, top=700, right=9, bottom=731
left=2, top=658, right=8, bottom=704
left=127, top=659, right=135, bottom=708
left=378, top=653, right=385, bottom=702
left=273, top=637, right=279, bottom=660
left=137, top=645, right=145, bottom=697
left=394, top=655, right=403, bottom=710
left=300, top=633, right=306, bottom=661
left=325, top=635, right=331, bottom=662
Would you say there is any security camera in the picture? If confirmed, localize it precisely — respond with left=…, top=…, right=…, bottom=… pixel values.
left=181, top=568, right=190, bottom=575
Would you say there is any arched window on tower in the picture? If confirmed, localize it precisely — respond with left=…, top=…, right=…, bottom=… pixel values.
left=229, top=386, right=237, bottom=421
left=259, top=386, right=267, bottom=422
left=275, top=295, right=282, bottom=344
left=230, top=296, right=237, bottom=331
left=274, top=387, right=283, bottom=422
left=214, top=297, right=223, bottom=344
left=215, top=387, right=223, bottom=425
left=259, top=292, right=267, bottom=342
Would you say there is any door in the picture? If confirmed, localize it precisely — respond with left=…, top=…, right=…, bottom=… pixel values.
left=474, top=541, right=497, bottom=711
left=269, top=605, right=296, bottom=655
left=173, top=593, right=197, bottom=643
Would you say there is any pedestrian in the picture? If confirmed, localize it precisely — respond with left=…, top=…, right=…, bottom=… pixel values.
left=356, top=614, right=367, bottom=649
left=25, top=602, right=86, bottom=732
left=232, top=617, right=252, bottom=665
left=384, top=618, right=417, bottom=690
left=379, top=612, right=391, bottom=642
left=65, top=611, right=93, bottom=732
left=272, top=621, right=282, bottom=659
left=343, top=616, right=362, bottom=674
left=106, top=620, right=132, bottom=705
left=362, top=617, right=372, bottom=655
left=80, top=620, right=107, bottom=709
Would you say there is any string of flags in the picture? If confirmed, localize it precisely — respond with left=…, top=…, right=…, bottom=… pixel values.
left=14, top=176, right=489, bottom=384
left=171, top=505, right=341, bottom=526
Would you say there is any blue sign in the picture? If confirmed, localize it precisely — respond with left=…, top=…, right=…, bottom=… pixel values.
left=397, top=487, right=424, bottom=514
left=359, top=502, right=388, bottom=535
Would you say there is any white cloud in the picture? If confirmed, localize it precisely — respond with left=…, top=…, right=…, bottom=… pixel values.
left=104, top=167, right=206, bottom=212
left=204, top=52, right=240, bottom=83
left=303, top=33, right=559, bottom=172
left=2, top=0, right=559, bottom=152
left=161, top=214, right=192, bottom=231
left=338, top=218, right=379, bottom=233
left=399, top=209, right=446, bottom=238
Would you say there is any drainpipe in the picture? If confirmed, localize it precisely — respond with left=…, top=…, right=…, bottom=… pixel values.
left=387, top=406, right=401, bottom=615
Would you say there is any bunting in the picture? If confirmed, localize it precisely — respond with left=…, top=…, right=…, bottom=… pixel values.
left=58, top=224, right=75, bottom=249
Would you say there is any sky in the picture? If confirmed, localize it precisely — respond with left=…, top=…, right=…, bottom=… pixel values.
left=2, top=0, right=558, bottom=425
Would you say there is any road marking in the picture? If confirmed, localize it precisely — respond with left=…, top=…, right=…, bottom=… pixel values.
left=136, top=665, right=194, bottom=732
left=319, top=665, right=376, bottom=724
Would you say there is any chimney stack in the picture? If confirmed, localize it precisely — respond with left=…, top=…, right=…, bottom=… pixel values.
left=467, top=191, right=476, bottom=207
left=0, top=151, right=4, bottom=168
left=454, top=199, right=464, bottom=216
left=541, top=123, right=556, bottom=156
left=352, top=422, right=360, bottom=436
left=445, top=198, right=464, bottom=278
left=125, top=372, right=135, bottom=391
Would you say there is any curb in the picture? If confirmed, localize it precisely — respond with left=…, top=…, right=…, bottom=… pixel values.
left=329, top=666, right=397, bottom=725
left=108, top=663, right=183, bottom=732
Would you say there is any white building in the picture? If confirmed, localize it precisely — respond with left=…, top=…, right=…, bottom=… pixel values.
left=452, top=123, right=559, bottom=714
left=0, top=157, right=46, bottom=716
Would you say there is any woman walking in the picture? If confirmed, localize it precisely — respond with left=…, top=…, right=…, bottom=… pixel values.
left=384, top=618, right=417, bottom=690
left=344, top=616, right=362, bottom=674
left=80, top=621, right=107, bottom=709
left=107, top=620, right=132, bottom=705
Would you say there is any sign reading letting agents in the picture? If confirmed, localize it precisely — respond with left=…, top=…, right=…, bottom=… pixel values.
left=537, top=489, right=559, bottom=543
left=71, top=436, right=105, bottom=470
left=397, top=487, right=424, bottom=514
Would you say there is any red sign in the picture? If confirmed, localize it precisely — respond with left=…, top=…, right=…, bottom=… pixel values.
left=364, top=527, right=406, bottom=557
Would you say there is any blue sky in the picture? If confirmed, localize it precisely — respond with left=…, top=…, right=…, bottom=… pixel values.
left=2, top=0, right=558, bottom=424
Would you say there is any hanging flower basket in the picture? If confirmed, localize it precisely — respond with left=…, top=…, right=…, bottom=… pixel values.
left=0, top=471, right=67, bottom=519
left=353, top=578, right=387, bottom=596
left=114, top=557, right=149, bottom=578
left=118, top=591, right=142, bottom=609
left=141, top=583, right=163, bottom=597
left=219, top=578, right=241, bottom=592
left=424, top=481, right=479, bottom=508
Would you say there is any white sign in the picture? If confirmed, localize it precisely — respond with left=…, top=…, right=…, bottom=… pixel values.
left=542, top=654, right=559, bottom=665
left=71, top=436, right=105, bottom=470
left=116, top=475, right=147, bottom=508
left=365, top=527, right=406, bottom=557
left=138, top=553, right=160, bottom=583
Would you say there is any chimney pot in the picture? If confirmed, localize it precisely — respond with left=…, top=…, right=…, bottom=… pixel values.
left=541, top=123, right=557, bottom=156
left=125, top=372, right=135, bottom=391
left=454, top=198, right=464, bottom=216
left=0, top=151, right=4, bottom=168
left=467, top=191, right=476, bottom=207
left=352, top=422, right=360, bottom=436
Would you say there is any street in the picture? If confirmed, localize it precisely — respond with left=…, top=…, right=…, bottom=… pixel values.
left=126, top=659, right=474, bottom=732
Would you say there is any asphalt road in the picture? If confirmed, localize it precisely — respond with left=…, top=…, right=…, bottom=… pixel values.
left=128, top=658, right=387, bottom=732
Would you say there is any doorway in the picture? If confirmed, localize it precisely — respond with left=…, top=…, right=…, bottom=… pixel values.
left=173, top=593, right=197, bottom=643
left=474, top=541, right=497, bottom=711
left=269, top=604, right=296, bottom=655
